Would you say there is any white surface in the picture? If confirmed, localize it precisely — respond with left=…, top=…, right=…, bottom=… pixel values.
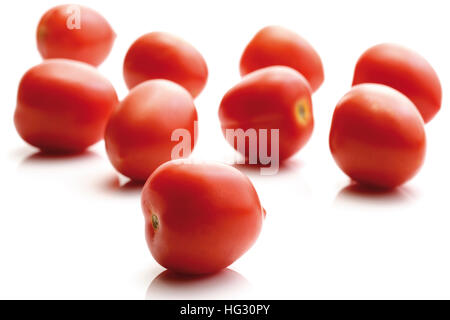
left=0, top=0, right=449, bottom=299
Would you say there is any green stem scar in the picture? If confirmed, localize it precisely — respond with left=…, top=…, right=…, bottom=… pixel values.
left=295, top=99, right=310, bottom=125
left=152, top=214, right=159, bottom=230
left=298, top=104, right=306, bottom=119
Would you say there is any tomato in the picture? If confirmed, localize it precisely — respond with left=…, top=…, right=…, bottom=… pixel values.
left=219, top=66, right=314, bottom=162
left=105, top=80, right=198, bottom=181
left=142, top=160, right=265, bottom=275
left=329, top=84, right=426, bottom=189
left=352, top=43, right=442, bottom=123
left=240, top=26, right=324, bottom=92
left=14, top=59, right=118, bottom=153
left=123, top=32, right=208, bottom=98
left=37, top=5, right=116, bottom=66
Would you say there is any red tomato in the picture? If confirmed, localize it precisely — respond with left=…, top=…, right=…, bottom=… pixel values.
left=142, top=161, right=265, bottom=275
left=329, top=84, right=426, bottom=189
left=240, top=26, right=324, bottom=92
left=105, top=80, right=198, bottom=181
left=14, top=59, right=118, bottom=153
left=219, top=66, right=314, bottom=162
left=352, top=43, right=442, bottom=123
left=37, top=5, right=116, bottom=66
left=123, top=32, right=208, bottom=98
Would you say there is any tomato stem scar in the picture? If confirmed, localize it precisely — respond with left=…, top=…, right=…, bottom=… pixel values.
left=151, top=214, right=159, bottom=230
left=295, top=99, right=310, bottom=125
left=298, top=104, right=306, bottom=119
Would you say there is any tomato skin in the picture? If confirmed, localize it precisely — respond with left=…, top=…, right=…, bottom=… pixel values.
left=329, top=84, right=426, bottom=189
left=105, top=80, right=198, bottom=181
left=123, top=32, right=208, bottom=98
left=142, top=161, right=264, bottom=275
left=240, top=26, right=324, bottom=92
left=14, top=59, right=118, bottom=153
left=352, top=43, right=442, bottom=123
left=219, top=66, right=314, bottom=162
left=37, top=5, right=115, bottom=66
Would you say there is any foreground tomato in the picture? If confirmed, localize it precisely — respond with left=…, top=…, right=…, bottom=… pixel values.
left=37, top=5, right=116, bottom=66
left=105, top=80, right=198, bottom=181
left=14, top=59, right=118, bottom=153
left=219, top=66, right=314, bottom=162
left=240, top=26, right=324, bottom=92
left=142, top=161, right=265, bottom=275
left=329, top=84, right=426, bottom=189
left=352, top=43, right=442, bottom=123
left=123, top=32, right=208, bottom=98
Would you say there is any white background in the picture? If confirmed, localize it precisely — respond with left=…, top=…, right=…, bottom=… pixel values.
left=0, top=0, right=449, bottom=299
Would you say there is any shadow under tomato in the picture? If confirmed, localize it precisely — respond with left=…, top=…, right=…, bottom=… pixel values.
left=145, top=268, right=251, bottom=300
left=20, top=149, right=99, bottom=166
left=334, top=181, right=416, bottom=207
left=100, top=175, right=145, bottom=194
left=233, top=157, right=304, bottom=177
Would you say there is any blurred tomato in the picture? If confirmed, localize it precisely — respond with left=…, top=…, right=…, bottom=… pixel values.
left=240, top=26, right=324, bottom=92
left=329, top=84, right=426, bottom=189
left=142, top=161, right=265, bottom=275
left=14, top=59, right=118, bottom=153
left=352, top=43, right=442, bottom=123
left=123, top=32, right=208, bottom=98
left=219, top=66, right=314, bottom=162
left=105, top=80, right=198, bottom=181
left=37, top=4, right=116, bottom=66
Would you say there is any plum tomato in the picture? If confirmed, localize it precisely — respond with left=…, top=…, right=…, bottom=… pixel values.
left=37, top=4, right=116, bottom=66
left=105, top=80, right=198, bottom=181
left=329, top=84, right=426, bottom=189
left=14, top=59, right=118, bottom=153
left=123, top=32, right=208, bottom=98
left=142, top=160, right=265, bottom=275
left=352, top=43, right=442, bottom=123
left=240, top=26, right=324, bottom=92
left=219, top=66, right=314, bottom=162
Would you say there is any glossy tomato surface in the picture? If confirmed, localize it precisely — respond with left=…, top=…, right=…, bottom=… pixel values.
left=329, top=84, right=426, bottom=189
left=219, top=66, right=314, bottom=162
left=240, top=26, right=324, bottom=92
left=123, top=32, right=208, bottom=98
left=105, top=80, right=198, bottom=181
left=352, top=43, right=442, bottom=123
left=142, top=161, right=265, bottom=275
left=37, top=5, right=115, bottom=66
left=14, top=59, right=118, bottom=153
